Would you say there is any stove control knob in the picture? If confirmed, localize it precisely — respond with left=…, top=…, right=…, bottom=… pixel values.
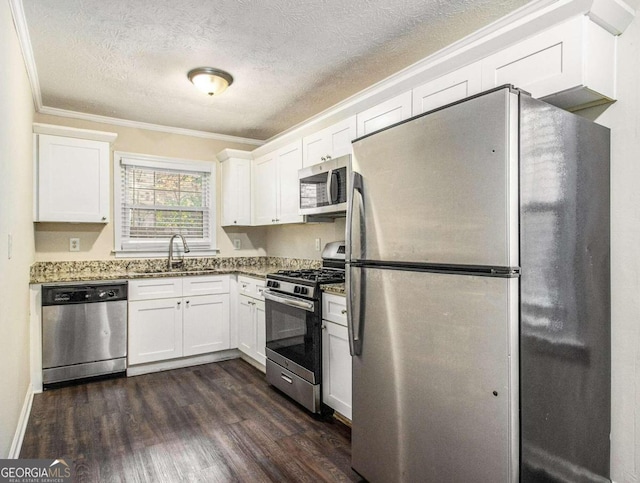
left=300, top=287, right=309, bottom=295
left=107, top=290, right=116, bottom=297
left=267, top=281, right=279, bottom=288
left=294, top=286, right=301, bottom=294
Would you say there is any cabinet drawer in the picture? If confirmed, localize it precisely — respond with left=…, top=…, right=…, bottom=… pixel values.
left=238, top=275, right=266, bottom=300
left=129, top=278, right=182, bottom=301
left=183, top=275, right=230, bottom=296
left=322, top=293, right=347, bottom=326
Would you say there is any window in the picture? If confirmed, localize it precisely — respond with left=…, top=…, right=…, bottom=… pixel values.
left=114, top=152, right=216, bottom=255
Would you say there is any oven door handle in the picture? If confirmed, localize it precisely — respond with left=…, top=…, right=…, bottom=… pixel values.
left=263, top=289, right=315, bottom=312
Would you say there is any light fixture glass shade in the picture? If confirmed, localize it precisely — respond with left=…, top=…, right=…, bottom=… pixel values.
left=187, top=67, right=233, bottom=96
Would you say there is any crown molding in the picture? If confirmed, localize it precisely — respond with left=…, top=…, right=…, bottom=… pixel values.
left=9, top=0, right=42, bottom=110
left=37, top=106, right=264, bottom=146
left=251, top=0, right=637, bottom=157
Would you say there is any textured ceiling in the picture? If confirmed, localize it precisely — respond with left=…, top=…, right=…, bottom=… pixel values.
left=22, top=0, right=531, bottom=140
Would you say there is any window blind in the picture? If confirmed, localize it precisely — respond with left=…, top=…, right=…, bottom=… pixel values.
left=119, top=160, right=212, bottom=250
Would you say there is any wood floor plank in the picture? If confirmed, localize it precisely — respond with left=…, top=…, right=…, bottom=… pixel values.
left=20, top=358, right=363, bottom=482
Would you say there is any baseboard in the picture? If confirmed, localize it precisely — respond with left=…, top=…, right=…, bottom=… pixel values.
left=238, top=353, right=266, bottom=373
left=8, top=385, right=34, bottom=458
left=126, top=349, right=241, bottom=377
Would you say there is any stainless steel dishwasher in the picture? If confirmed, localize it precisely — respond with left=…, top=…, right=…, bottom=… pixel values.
left=42, top=282, right=128, bottom=386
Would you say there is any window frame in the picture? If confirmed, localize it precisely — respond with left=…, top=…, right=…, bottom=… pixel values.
left=113, top=151, right=217, bottom=257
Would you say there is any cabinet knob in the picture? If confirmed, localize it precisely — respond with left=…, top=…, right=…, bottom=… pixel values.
left=321, top=156, right=326, bottom=162
left=272, top=219, right=276, bottom=223
left=101, top=216, right=107, bottom=221
left=186, top=300, right=190, bottom=307
left=341, top=309, right=347, bottom=315
left=321, top=325, right=326, bottom=330
left=234, top=220, right=237, bottom=224
left=326, top=154, right=332, bottom=160
left=177, top=301, right=181, bottom=308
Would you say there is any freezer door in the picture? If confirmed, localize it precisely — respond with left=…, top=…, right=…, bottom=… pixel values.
left=350, top=266, right=519, bottom=482
left=349, top=87, right=519, bottom=268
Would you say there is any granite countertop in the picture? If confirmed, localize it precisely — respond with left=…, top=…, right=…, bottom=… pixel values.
left=30, top=257, right=321, bottom=285
left=321, top=283, right=345, bottom=295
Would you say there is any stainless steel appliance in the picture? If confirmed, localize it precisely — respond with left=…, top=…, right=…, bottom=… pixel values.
left=298, top=155, right=349, bottom=215
left=347, top=86, right=610, bottom=482
left=42, top=282, right=128, bottom=386
left=265, top=242, right=345, bottom=413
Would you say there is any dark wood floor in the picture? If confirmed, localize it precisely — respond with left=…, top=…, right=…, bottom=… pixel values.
left=21, top=359, right=363, bottom=482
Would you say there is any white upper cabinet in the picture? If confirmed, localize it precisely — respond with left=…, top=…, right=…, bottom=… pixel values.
left=481, top=16, right=616, bottom=109
left=252, top=152, right=278, bottom=225
left=218, top=149, right=252, bottom=227
left=356, top=91, right=412, bottom=138
left=252, top=140, right=304, bottom=225
left=276, top=141, right=304, bottom=224
left=412, top=62, right=482, bottom=115
left=302, top=116, right=356, bottom=167
left=34, top=125, right=116, bottom=222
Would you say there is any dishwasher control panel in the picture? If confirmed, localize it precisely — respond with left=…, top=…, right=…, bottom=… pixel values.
left=42, top=283, right=128, bottom=305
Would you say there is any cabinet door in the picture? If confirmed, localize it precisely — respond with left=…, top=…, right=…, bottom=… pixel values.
left=275, top=140, right=304, bottom=224
left=412, top=62, right=482, bottom=115
left=326, top=116, right=356, bottom=159
left=481, top=16, right=615, bottom=109
left=221, top=158, right=251, bottom=226
left=302, top=130, right=330, bottom=168
left=254, top=300, right=266, bottom=366
left=237, top=294, right=255, bottom=356
left=322, top=321, right=352, bottom=419
left=253, top=153, right=277, bottom=225
left=128, top=298, right=183, bottom=365
left=356, top=91, right=412, bottom=138
left=37, top=134, right=110, bottom=222
left=183, top=294, right=230, bottom=356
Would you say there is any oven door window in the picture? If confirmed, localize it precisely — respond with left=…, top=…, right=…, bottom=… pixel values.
left=265, top=298, right=319, bottom=376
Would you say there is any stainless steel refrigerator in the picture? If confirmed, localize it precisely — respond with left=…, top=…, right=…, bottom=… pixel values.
left=346, top=85, right=610, bottom=482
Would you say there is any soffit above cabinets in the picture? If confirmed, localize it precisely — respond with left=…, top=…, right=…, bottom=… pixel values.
left=16, top=0, right=533, bottom=141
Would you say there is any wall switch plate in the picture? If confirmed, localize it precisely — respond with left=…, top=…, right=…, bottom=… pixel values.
left=70, top=238, right=80, bottom=252
left=315, top=238, right=321, bottom=251
left=233, top=239, right=241, bottom=250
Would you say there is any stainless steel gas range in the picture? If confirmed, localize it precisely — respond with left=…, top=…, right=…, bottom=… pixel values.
left=264, top=241, right=345, bottom=414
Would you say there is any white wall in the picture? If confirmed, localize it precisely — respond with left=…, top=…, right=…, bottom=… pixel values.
left=0, top=1, right=35, bottom=457
left=266, top=218, right=346, bottom=259
left=577, top=14, right=640, bottom=482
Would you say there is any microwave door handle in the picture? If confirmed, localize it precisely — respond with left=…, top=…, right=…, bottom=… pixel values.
left=329, top=170, right=340, bottom=204
left=326, top=169, right=333, bottom=205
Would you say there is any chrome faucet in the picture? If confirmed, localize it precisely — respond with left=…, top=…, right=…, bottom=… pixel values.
left=168, top=234, right=190, bottom=270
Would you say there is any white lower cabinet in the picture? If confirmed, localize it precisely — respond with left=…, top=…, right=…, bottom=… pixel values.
left=183, top=294, right=230, bottom=356
left=322, top=293, right=352, bottom=420
left=129, top=297, right=183, bottom=365
left=128, top=276, right=230, bottom=366
left=237, top=275, right=266, bottom=366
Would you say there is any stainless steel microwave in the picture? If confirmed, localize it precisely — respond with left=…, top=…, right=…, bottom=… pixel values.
left=298, top=154, right=349, bottom=216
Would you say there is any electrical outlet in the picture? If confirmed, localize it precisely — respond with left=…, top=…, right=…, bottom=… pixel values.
left=69, top=238, right=80, bottom=252
left=233, top=239, right=241, bottom=250
left=315, top=238, right=321, bottom=251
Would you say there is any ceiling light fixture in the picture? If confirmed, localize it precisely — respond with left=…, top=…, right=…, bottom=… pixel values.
left=187, top=67, right=234, bottom=96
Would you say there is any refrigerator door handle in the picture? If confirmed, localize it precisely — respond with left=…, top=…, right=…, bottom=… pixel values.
left=346, top=264, right=363, bottom=356
left=346, top=171, right=364, bottom=262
